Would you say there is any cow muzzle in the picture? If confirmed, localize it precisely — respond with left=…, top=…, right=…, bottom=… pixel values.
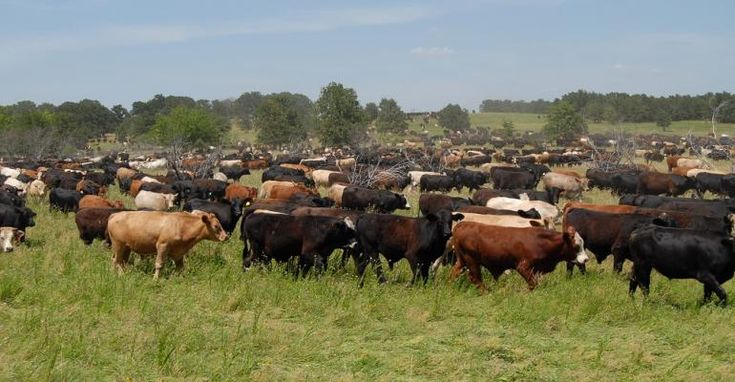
left=2, top=246, right=13, bottom=253
left=575, top=251, right=589, bottom=265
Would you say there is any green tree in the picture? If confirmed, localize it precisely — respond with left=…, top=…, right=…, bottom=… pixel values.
left=375, top=98, right=408, bottom=133
left=315, top=82, right=366, bottom=147
left=501, top=119, right=515, bottom=138
left=656, top=109, right=672, bottom=132
left=150, top=106, right=226, bottom=148
left=254, top=94, right=306, bottom=146
left=543, top=101, right=587, bottom=142
left=364, top=102, right=379, bottom=122
left=437, top=104, right=470, bottom=132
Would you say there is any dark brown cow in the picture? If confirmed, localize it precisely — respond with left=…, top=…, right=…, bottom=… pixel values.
left=244, top=159, right=269, bottom=170
left=637, top=172, right=696, bottom=196
left=450, top=223, right=588, bottom=291
left=75, top=207, right=127, bottom=245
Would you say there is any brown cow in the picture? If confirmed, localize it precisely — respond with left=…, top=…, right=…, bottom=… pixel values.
left=107, top=211, right=228, bottom=278
left=259, top=180, right=317, bottom=199
left=129, top=179, right=144, bottom=197
left=79, top=195, right=125, bottom=209
left=280, top=163, right=312, bottom=174
left=225, top=183, right=257, bottom=203
left=244, top=159, right=269, bottom=170
left=671, top=166, right=696, bottom=176
left=76, top=179, right=106, bottom=196
left=267, top=184, right=318, bottom=200
left=637, top=171, right=696, bottom=196
left=450, top=223, right=587, bottom=291
left=666, top=155, right=681, bottom=172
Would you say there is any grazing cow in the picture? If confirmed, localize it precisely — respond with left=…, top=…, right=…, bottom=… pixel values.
left=418, top=194, right=472, bottom=216
left=192, top=179, right=228, bottom=201
left=4, top=178, right=28, bottom=196
left=586, top=168, right=616, bottom=190
left=355, top=210, right=464, bottom=284
left=456, top=205, right=542, bottom=219
left=139, top=182, right=176, bottom=195
left=542, top=172, right=588, bottom=200
left=107, top=211, right=228, bottom=278
left=219, top=166, right=250, bottom=181
left=408, top=171, right=442, bottom=189
left=0, top=190, right=24, bottom=207
left=695, top=172, right=727, bottom=197
left=259, top=180, right=317, bottom=199
left=490, top=167, right=537, bottom=190
left=0, top=227, right=24, bottom=252
left=341, top=186, right=410, bottom=213
left=311, top=169, right=342, bottom=188
left=27, top=180, right=46, bottom=197
left=134, top=190, right=177, bottom=211
left=637, top=172, right=696, bottom=196
left=75, top=207, right=127, bottom=245
left=420, top=175, right=458, bottom=193
left=563, top=208, right=676, bottom=274
left=241, top=213, right=356, bottom=273
left=373, top=172, right=410, bottom=191
left=0, top=204, right=36, bottom=235
left=610, top=173, right=639, bottom=195
left=183, top=198, right=243, bottom=234
left=49, top=188, right=83, bottom=212
left=453, top=168, right=487, bottom=191
left=244, top=159, right=269, bottom=170
left=79, top=195, right=125, bottom=209
left=76, top=179, right=105, bottom=196
left=225, top=183, right=257, bottom=204
left=472, top=188, right=555, bottom=205
left=455, top=212, right=547, bottom=228
left=485, top=197, right=558, bottom=225
left=628, top=225, right=735, bottom=304
left=450, top=223, right=587, bottom=291
left=262, top=166, right=305, bottom=183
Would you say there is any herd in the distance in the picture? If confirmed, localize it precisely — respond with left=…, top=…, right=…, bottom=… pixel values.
left=3, top=136, right=735, bottom=305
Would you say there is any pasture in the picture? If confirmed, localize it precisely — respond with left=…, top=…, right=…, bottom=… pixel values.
left=2, top=162, right=735, bottom=381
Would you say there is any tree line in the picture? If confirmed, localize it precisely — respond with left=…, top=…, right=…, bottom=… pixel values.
left=480, top=90, right=735, bottom=124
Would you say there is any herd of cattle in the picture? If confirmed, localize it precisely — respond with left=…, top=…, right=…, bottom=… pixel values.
left=2, top=143, right=735, bottom=304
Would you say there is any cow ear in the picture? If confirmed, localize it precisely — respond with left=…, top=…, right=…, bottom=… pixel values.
left=200, top=214, right=211, bottom=225
left=452, top=213, right=465, bottom=222
left=13, top=229, right=24, bottom=241
left=529, top=220, right=543, bottom=227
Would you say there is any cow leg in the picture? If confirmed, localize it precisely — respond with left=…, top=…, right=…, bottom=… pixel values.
left=418, top=262, right=431, bottom=284
left=111, top=242, right=131, bottom=274
left=173, top=255, right=185, bottom=273
left=465, top=261, right=486, bottom=293
left=629, top=263, right=652, bottom=296
left=449, top=258, right=465, bottom=281
left=154, top=244, right=170, bottom=279
left=698, top=272, right=727, bottom=305
left=517, top=264, right=539, bottom=290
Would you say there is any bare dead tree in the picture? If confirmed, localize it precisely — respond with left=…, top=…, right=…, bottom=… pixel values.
left=711, top=101, right=729, bottom=138
left=685, top=129, right=714, bottom=169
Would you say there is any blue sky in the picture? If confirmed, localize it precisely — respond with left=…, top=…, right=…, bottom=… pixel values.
left=0, top=0, right=733, bottom=111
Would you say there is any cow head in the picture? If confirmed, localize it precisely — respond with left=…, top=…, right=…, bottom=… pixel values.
left=563, top=226, right=588, bottom=265
left=200, top=213, right=228, bottom=242
left=430, top=210, right=464, bottom=238
left=0, top=227, right=23, bottom=252
left=164, top=194, right=177, bottom=210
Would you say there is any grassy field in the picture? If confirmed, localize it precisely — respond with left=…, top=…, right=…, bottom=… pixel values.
left=2, top=162, right=735, bottom=381
left=407, top=112, right=735, bottom=139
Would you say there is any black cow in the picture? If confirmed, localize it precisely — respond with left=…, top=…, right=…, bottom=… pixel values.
left=620, top=195, right=735, bottom=217
left=696, top=172, right=726, bottom=197
left=453, top=168, right=486, bottom=191
left=355, top=210, right=464, bottom=285
left=75, top=207, right=127, bottom=245
left=456, top=205, right=542, bottom=219
left=183, top=198, right=243, bottom=234
left=418, top=194, right=472, bottom=216
left=341, top=187, right=410, bottom=213
left=611, top=173, right=639, bottom=195
left=49, top=188, right=83, bottom=212
left=84, top=172, right=115, bottom=186
left=0, top=190, right=24, bottom=207
left=140, top=182, right=176, bottom=194
left=262, top=166, right=304, bottom=182
left=241, top=213, right=356, bottom=274
left=490, top=167, right=537, bottom=190
left=0, top=204, right=37, bottom=236
left=420, top=175, right=458, bottom=193
left=192, top=179, right=228, bottom=202
left=564, top=208, right=676, bottom=274
left=220, top=166, right=250, bottom=181
left=628, top=225, right=735, bottom=304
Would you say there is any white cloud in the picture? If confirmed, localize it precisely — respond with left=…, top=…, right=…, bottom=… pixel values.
left=410, top=47, right=454, bottom=57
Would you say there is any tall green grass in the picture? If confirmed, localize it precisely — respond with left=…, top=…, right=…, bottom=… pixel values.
left=1, top=167, right=734, bottom=380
